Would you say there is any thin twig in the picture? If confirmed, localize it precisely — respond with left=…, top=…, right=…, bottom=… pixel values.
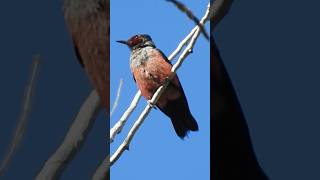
left=110, top=79, right=123, bottom=117
left=110, top=91, right=141, bottom=143
left=35, top=90, right=101, bottom=180
left=167, top=23, right=198, bottom=61
left=167, top=0, right=209, bottom=40
left=0, top=55, right=41, bottom=176
left=110, top=2, right=212, bottom=166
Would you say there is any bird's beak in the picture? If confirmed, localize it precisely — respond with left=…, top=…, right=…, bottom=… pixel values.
left=116, top=40, right=128, bottom=45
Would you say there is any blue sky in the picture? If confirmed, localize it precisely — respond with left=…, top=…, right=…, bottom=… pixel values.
left=110, top=0, right=210, bottom=179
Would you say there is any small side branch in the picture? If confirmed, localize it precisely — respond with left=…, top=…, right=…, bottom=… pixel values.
left=110, top=79, right=123, bottom=116
left=167, top=0, right=209, bottom=40
left=91, top=155, right=109, bottom=180
left=110, top=91, right=141, bottom=143
left=35, top=90, right=101, bottom=180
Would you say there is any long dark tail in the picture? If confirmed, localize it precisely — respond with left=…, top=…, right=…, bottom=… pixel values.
left=158, top=88, right=198, bottom=138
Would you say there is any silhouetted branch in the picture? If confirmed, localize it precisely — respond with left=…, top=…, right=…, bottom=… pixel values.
left=110, top=2, right=211, bottom=166
left=210, top=0, right=234, bottom=30
left=35, top=90, right=101, bottom=180
left=91, top=155, right=109, bottom=180
left=0, top=55, right=41, bottom=177
left=167, top=0, right=209, bottom=40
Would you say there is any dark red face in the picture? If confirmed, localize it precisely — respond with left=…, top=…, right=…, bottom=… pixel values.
left=117, top=34, right=152, bottom=49
left=127, top=35, right=144, bottom=47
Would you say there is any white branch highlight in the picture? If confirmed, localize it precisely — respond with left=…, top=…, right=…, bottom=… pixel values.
left=110, top=79, right=123, bottom=117
left=35, top=90, right=101, bottom=180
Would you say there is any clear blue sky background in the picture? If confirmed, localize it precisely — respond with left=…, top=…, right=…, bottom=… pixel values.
left=110, top=0, right=210, bottom=179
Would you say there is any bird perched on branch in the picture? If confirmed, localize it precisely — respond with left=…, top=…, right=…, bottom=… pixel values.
left=63, top=0, right=109, bottom=109
left=117, top=34, right=198, bottom=138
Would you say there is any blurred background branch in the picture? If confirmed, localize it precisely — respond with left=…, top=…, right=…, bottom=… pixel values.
left=35, top=90, right=101, bottom=180
left=0, top=55, right=41, bottom=177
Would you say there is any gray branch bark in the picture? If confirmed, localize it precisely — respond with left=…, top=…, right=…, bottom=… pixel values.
left=211, top=0, right=234, bottom=30
left=35, top=90, right=101, bottom=180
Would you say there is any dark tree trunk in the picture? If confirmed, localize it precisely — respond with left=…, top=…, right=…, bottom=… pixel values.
left=211, top=35, right=268, bottom=179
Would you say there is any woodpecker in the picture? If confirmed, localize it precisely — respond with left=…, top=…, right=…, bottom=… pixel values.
left=117, top=34, right=198, bottom=138
left=63, top=0, right=109, bottom=109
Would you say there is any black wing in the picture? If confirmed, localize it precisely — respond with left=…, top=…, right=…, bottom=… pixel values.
left=156, top=48, right=172, bottom=65
left=72, top=38, right=84, bottom=68
left=132, top=75, right=136, bottom=82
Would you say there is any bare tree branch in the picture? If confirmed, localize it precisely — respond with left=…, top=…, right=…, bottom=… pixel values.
left=91, top=155, right=109, bottom=180
left=35, top=90, right=101, bottom=180
left=167, top=0, right=209, bottom=40
left=110, top=2, right=212, bottom=166
left=167, top=26, right=198, bottom=61
left=210, top=0, right=234, bottom=30
left=0, top=55, right=41, bottom=177
left=110, top=91, right=141, bottom=143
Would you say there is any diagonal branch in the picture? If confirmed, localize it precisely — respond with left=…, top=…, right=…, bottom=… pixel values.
left=167, top=0, right=209, bottom=40
left=110, top=2, right=212, bottom=166
left=110, top=91, right=141, bottom=143
left=35, top=90, right=101, bottom=180
left=210, top=0, right=234, bottom=30
left=91, top=155, right=109, bottom=180
left=0, top=55, right=41, bottom=176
